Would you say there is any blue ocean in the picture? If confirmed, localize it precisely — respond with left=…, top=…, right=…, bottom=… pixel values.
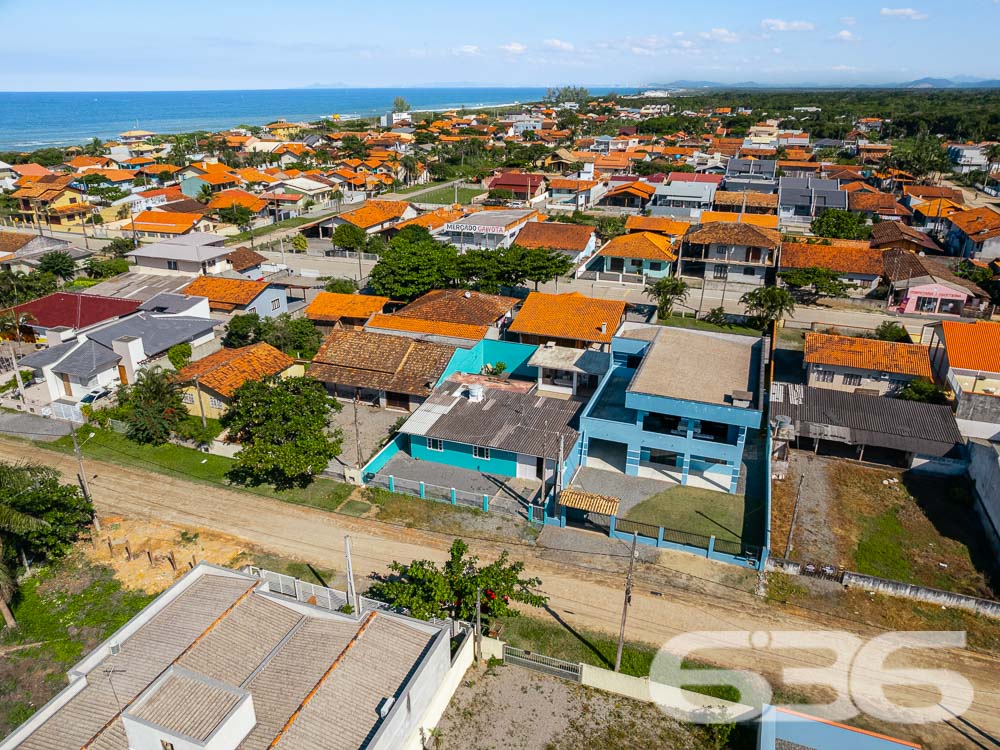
left=0, top=87, right=631, bottom=151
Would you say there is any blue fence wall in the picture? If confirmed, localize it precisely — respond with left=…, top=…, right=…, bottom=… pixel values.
left=759, top=706, right=920, bottom=749
left=362, top=433, right=407, bottom=479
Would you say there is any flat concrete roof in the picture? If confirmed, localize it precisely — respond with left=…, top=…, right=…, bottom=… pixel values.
left=527, top=345, right=610, bottom=375
left=625, top=327, right=761, bottom=407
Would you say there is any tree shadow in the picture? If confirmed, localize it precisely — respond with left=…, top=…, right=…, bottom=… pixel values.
left=695, top=510, right=741, bottom=540
left=542, top=603, right=613, bottom=669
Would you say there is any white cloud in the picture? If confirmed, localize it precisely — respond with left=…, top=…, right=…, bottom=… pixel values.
left=841, top=16, right=857, bottom=25
left=832, top=30, right=860, bottom=42
left=673, top=31, right=685, bottom=37
left=699, top=27, right=740, bottom=43
left=544, top=38, right=574, bottom=51
left=761, top=18, right=815, bottom=32
left=631, top=46, right=656, bottom=56
left=880, top=7, right=928, bottom=19
left=772, top=47, right=783, bottom=54
left=453, top=44, right=480, bottom=55
left=832, top=64, right=859, bottom=72
left=678, top=39, right=695, bottom=49
left=499, top=41, right=527, bottom=54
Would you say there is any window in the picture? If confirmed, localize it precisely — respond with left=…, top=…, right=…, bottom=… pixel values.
left=182, top=392, right=195, bottom=404
left=473, top=445, right=490, bottom=460
left=742, top=267, right=756, bottom=276
left=648, top=261, right=662, bottom=272
left=815, top=369, right=834, bottom=383
left=166, top=260, right=178, bottom=271
left=842, top=373, right=863, bottom=387
left=271, top=298, right=281, bottom=311
left=889, top=378, right=908, bottom=391
left=427, top=438, right=443, bottom=452
left=209, top=396, right=224, bottom=409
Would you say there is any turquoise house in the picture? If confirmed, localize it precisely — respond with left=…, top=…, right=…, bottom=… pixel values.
left=585, top=231, right=676, bottom=280
left=578, top=326, right=763, bottom=494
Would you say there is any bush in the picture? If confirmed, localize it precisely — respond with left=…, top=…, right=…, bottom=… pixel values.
left=173, top=415, right=223, bottom=445
left=0, top=370, right=34, bottom=394
left=703, top=307, right=727, bottom=327
left=166, top=343, right=192, bottom=370
left=322, top=277, right=358, bottom=294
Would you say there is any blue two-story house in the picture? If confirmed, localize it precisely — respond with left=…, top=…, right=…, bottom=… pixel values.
left=577, top=326, right=764, bottom=494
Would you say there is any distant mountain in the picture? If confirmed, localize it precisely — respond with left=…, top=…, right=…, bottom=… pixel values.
left=647, top=78, right=1000, bottom=90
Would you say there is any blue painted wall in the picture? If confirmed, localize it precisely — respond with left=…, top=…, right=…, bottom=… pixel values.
left=760, top=705, right=919, bottom=749
left=241, top=285, right=288, bottom=319
left=362, top=433, right=406, bottom=478
left=411, top=435, right=519, bottom=476
left=180, top=175, right=210, bottom=199
left=438, top=339, right=538, bottom=384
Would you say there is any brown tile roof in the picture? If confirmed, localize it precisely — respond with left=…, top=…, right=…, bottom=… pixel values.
left=869, top=221, right=940, bottom=251
left=779, top=241, right=885, bottom=276
left=514, top=222, right=596, bottom=253
left=309, top=329, right=454, bottom=396
left=847, top=191, right=912, bottom=216
left=337, top=200, right=412, bottom=229
left=305, top=292, right=388, bottom=323
left=509, top=292, right=626, bottom=344
left=939, top=320, right=1000, bottom=373
left=948, top=206, right=1000, bottom=242
left=177, top=342, right=295, bottom=398
left=12, top=174, right=78, bottom=201
left=225, top=247, right=267, bottom=273
left=0, top=231, right=38, bottom=254
left=684, top=221, right=781, bottom=249
left=393, top=207, right=465, bottom=232
left=182, top=276, right=268, bottom=307
left=624, top=215, right=690, bottom=236
left=903, top=184, right=965, bottom=204
left=558, top=488, right=619, bottom=516
left=804, top=332, right=932, bottom=379
left=394, top=289, right=518, bottom=327
left=712, top=191, right=778, bottom=209
left=598, top=232, right=677, bottom=262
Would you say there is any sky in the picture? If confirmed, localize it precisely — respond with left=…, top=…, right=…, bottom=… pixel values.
left=0, top=0, right=998, bottom=91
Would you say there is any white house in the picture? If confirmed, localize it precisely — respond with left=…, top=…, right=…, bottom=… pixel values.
left=128, top=232, right=233, bottom=276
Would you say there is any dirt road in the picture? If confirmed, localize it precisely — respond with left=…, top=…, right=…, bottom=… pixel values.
left=9, top=438, right=1000, bottom=748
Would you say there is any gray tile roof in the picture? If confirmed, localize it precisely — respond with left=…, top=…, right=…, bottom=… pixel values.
left=770, top=382, right=964, bottom=456
left=50, top=339, right=121, bottom=379
left=138, top=293, right=197, bottom=314
left=18, top=339, right=77, bottom=370
left=87, top=313, right=218, bottom=357
left=128, top=671, right=242, bottom=742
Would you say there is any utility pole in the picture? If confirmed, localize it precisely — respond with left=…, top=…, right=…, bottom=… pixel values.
left=71, top=425, right=100, bottom=532
left=344, top=535, right=358, bottom=613
left=475, top=586, right=482, bottom=661
left=6, top=342, right=24, bottom=403
left=193, top=376, right=207, bottom=429
left=614, top=532, right=638, bottom=672
left=353, top=392, right=363, bottom=469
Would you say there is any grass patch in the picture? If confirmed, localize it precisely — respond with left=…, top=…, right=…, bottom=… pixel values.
left=854, top=507, right=912, bottom=581
left=47, top=428, right=353, bottom=513
left=242, top=552, right=335, bottom=586
left=338, top=499, right=371, bottom=517
left=624, top=486, right=745, bottom=543
left=0, top=555, right=154, bottom=735
left=659, top=313, right=762, bottom=338
left=775, top=326, right=806, bottom=350
left=390, top=180, right=449, bottom=194
left=227, top=213, right=336, bottom=244
left=416, top=186, right=482, bottom=204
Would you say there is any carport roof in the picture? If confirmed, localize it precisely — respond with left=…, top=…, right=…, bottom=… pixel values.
left=558, top=488, right=619, bottom=516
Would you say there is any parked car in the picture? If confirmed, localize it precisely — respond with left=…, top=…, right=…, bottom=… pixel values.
left=80, top=387, right=111, bottom=405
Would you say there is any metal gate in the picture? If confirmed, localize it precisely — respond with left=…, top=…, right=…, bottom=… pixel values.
left=502, top=645, right=582, bottom=682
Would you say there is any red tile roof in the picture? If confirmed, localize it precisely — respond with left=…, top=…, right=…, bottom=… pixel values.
left=804, top=333, right=932, bottom=379
left=9, top=292, right=140, bottom=330
left=509, top=292, right=626, bottom=344
left=513, top=222, right=596, bottom=253
left=939, top=320, right=1000, bottom=373
left=177, top=342, right=295, bottom=398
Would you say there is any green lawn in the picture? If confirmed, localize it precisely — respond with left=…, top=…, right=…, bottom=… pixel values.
left=659, top=314, right=762, bottom=338
left=624, top=486, right=745, bottom=543
left=775, top=326, right=806, bottom=350
left=227, top=212, right=337, bottom=244
left=414, top=186, right=483, bottom=205
left=0, top=555, right=154, bottom=736
left=47, top=428, right=353, bottom=512
left=390, top=180, right=449, bottom=194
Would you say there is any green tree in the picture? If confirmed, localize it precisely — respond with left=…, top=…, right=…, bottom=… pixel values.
left=596, top=215, right=626, bottom=242
left=392, top=96, right=411, bottom=113
left=1, top=462, right=91, bottom=564
left=0, top=309, right=35, bottom=345
left=331, top=222, right=367, bottom=252
left=810, top=209, right=872, bottom=240
left=517, top=247, right=574, bottom=290
left=340, top=135, right=367, bottom=160
left=488, top=187, right=514, bottom=201
left=368, top=236, right=457, bottom=300
left=740, top=286, right=796, bottom=328
left=366, top=538, right=547, bottom=624
left=882, top=130, right=951, bottom=180
left=644, top=276, right=690, bottom=318
left=167, top=343, right=192, bottom=370
left=104, top=237, right=137, bottom=258
left=873, top=321, right=909, bottom=342
left=36, top=251, right=77, bottom=282
left=85, top=257, right=129, bottom=279
left=322, top=277, right=357, bottom=294
left=898, top=378, right=948, bottom=405
left=217, top=204, right=253, bottom=228
left=261, top=314, right=322, bottom=359
left=196, top=184, right=215, bottom=203
left=778, top=267, right=851, bottom=304
left=0, top=463, right=49, bottom=629
left=290, top=233, right=308, bottom=253
left=118, top=366, right=186, bottom=445
left=223, top=312, right=265, bottom=348
left=222, top=376, right=342, bottom=489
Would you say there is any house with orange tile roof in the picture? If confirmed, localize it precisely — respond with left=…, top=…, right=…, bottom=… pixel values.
left=623, top=215, right=690, bottom=238
left=323, top=200, right=417, bottom=236
left=127, top=209, right=211, bottom=238
left=365, top=289, right=518, bottom=347
left=181, top=275, right=288, bottom=318
left=509, top=292, right=626, bottom=351
left=778, top=239, right=886, bottom=295
left=681, top=222, right=782, bottom=286
left=12, top=174, right=91, bottom=226
left=305, top=292, right=389, bottom=331
left=546, top=178, right=604, bottom=209
left=178, top=165, right=241, bottom=199
left=588, top=232, right=677, bottom=279
left=945, top=206, right=1000, bottom=260
left=386, top=207, right=467, bottom=238
left=803, top=332, right=932, bottom=396
left=910, top=198, right=966, bottom=233
left=177, top=342, right=301, bottom=419
left=207, top=188, right=268, bottom=217
left=598, top=180, right=656, bottom=210
left=512, top=221, right=597, bottom=262
left=928, top=319, right=1000, bottom=436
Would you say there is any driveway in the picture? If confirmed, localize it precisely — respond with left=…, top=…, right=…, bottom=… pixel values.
left=0, top=411, right=72, bottom=442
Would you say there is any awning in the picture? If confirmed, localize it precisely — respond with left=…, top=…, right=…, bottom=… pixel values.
left=559, top=488, right=619, bottom=516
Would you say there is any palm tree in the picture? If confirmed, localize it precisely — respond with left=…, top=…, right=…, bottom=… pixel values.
left=400, top=155, right=419, bottom=186
left=0, top=310, right=35, bottom=345
left=331, top=189, right=344, bottom=212
left=0, top=463, right=47, bottom=629
left=643, top=276, right=689, bottom=318
left=36, top=250, right=78, bottom=284
left=196, top=184, right=215, bottom=204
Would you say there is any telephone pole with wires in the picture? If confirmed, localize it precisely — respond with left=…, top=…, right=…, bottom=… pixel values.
left=614, top=531, right=638, bottom=672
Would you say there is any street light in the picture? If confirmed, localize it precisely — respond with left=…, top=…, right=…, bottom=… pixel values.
left=71, top=426, right=100, bottom=531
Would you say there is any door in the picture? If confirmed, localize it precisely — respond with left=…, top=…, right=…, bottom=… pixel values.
left=117, top=365, right=128, bottom=385
left=714, top=264, right=729, bottom=280
left=516, top=454, right=536, bottom=479
left=60, top=372, right=72, bottom=397
left=385, top=391, right=409, bottom=411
